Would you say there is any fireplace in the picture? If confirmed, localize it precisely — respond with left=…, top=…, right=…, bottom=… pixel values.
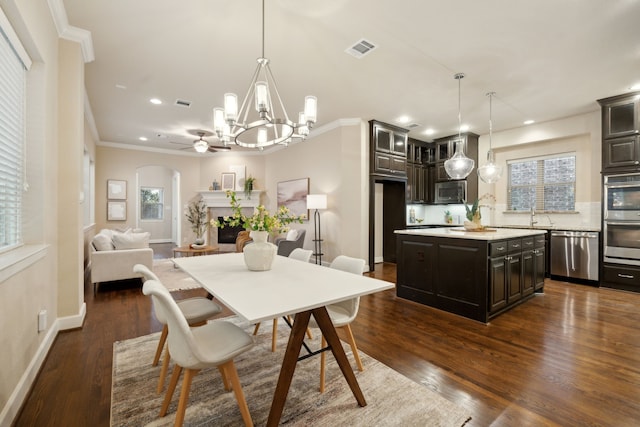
left=217, top=217, right=245, bottom=244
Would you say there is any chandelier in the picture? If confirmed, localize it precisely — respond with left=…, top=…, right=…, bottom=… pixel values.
left=213, top=0, right=317, bottom=149
left=444, top=73, right=475, bottom=179
left=477, top=92, right=503, bottom=183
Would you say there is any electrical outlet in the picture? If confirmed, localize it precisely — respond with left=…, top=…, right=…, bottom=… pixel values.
left=38, top=309, right=47, bottom=332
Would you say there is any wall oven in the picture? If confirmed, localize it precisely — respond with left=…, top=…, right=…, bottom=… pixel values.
left=434, top=180, right=467, bottom=204
left=603, top=173, right=640, bottom=265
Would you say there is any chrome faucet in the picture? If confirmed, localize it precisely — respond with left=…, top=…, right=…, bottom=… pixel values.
left=530, top=207, right=538, bottom=228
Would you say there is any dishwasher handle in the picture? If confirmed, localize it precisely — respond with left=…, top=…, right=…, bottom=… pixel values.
left=550, top=231, right=598, bottom=239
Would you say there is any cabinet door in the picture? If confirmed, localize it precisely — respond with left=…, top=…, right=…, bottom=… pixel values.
left=603, top=136, right=640, bottom=170
left=436, top=163, right=450, bottom=181
left=406, top=165, right=414, bottom=201
left=374, top=125, right=392, bottom=152
left=436, top=140, right=452, bottom=162
left=392, top=130, right=407, bottom=156
left=604, top=97, right=639, bottom=139
left=522, top=250, right=535, bottom=296
left=489, top=257, right=507, bottom=313
left=507, top=253, right=523, bottom=304
left=534, top=248, right=545, bottom=290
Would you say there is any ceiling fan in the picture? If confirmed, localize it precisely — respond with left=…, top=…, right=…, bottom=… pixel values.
left=171, top=130, right=232, bottom=153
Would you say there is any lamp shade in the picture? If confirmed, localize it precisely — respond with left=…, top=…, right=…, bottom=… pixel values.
left=307, top=194, right=327, bottom=210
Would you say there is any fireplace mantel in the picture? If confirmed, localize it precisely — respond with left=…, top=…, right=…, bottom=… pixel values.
left=198, top=190, right=263, bottom=208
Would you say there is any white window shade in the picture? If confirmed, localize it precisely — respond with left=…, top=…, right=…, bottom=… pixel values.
left=0, top=11, right=28, bottom=250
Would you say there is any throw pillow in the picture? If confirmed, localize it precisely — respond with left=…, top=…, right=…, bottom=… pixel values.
left=112, top=232, right=150, bottom=250
left=286, top=229, right=299, bottom=241
left=92, top=233, right=114, bottom=251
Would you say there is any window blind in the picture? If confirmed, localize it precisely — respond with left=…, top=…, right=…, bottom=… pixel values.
left=0, top=21, right=27, bottom=250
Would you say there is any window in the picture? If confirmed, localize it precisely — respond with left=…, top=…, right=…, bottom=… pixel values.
left=140, top=187, right=163, bottom=220
left=507, top=154, right=576, bottom=211
left=0, top=13, right=30, bottom=251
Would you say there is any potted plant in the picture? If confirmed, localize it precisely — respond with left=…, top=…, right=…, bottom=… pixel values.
left=244, top=176, right=255, bottom=199
left=444, top=210, right=453, bottom=224
left=186, top=199, right=209, bottom=245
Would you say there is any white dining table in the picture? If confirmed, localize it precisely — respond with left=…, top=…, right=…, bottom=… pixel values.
left=172, top=252, right=394, bottom=426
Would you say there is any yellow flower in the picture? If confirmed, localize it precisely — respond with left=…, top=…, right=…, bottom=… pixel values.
left=211, top=191, right=305, bottom=234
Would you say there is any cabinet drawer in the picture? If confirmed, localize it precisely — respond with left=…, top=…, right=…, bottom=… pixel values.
left=490, top=241, right=508, bottom=257
left=534, top=235, right=546, bottom=248
left=522, top=237, right=534, bottom=249
left=508, top=239, right=522, bottom=252
left=602, top=264, right=640, bottom=287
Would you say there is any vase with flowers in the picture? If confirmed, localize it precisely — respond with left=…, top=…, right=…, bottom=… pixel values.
left=463, top=193, right=496, bottom=231
left=212, top=191, right=305, bottom=270
left=186, top=199, right=209, bottom=246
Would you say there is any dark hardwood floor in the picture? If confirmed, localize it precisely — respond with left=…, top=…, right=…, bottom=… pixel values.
left=14, top=243, right=640, bottom=426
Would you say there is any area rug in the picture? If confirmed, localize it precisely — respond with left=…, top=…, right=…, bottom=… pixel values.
left=111, top=317, right=472, bottom=426
left=152, top=259, right=201, bottom=291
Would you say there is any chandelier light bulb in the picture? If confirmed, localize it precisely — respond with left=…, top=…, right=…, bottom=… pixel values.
left=255, top=81, right=269, bottom=112
left=224, top=93, right=238, bottom=122
left=304, top=96, right=317, bottom=123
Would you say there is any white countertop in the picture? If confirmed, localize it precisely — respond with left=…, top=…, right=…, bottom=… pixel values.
left=395, top=227, right=546, bottom=240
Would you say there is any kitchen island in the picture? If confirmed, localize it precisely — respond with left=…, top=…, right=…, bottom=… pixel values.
left=395, top=227, right=547, bottom=323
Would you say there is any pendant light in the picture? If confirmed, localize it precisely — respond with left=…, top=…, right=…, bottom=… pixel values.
left=444, top=73, right=474, bottom=179
left=477, top=92, right=503, bottom=183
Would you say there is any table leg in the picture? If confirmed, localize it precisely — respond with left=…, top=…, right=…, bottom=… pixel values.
left=266, top=307, right=366, bottom=427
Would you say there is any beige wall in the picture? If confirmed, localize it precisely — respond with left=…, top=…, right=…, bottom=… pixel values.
left=0, top=0, right=84, bottom=423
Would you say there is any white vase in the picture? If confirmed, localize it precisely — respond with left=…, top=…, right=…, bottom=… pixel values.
left=243, top=230, right=277, bottom=271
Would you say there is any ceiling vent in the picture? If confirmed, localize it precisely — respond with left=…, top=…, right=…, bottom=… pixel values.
left=407, top=123, right=420, bottom=129
left=175, top=99, right=191, bottom=108
left=345, top=38, right=377, bottom=58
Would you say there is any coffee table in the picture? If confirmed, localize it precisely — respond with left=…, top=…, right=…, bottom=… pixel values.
left=172, top=245, right=219, bottom=258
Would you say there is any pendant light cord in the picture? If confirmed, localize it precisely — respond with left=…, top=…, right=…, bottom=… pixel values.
left=261, top=0, right=265, bottom=58
left=488, top=92, right=494, bottom=150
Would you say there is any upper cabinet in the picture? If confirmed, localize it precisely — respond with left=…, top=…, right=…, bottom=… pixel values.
left=599, top=92, right=640, bottom=172
left=370, top=120, right=408, bottom=177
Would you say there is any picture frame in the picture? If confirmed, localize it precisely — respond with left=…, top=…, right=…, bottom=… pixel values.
left=107, top=201, right=127, bottom=221
left=107, top=179, right=127, bottom=200
left=221, top=172, right=236, bottom=191
left=277, top=178, right=310, bottom=219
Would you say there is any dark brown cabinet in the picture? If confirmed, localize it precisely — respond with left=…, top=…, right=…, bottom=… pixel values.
left=370, top=120, right=408, bottom=177
left=603, top=135, right=640, bottom=170
left=599, top=92, right=640, bottom=172
left=406, top=138, right=431, bottom=203
left=489, top=239, right=523, bottom=313
left=522, top=235, right=546, bottom=296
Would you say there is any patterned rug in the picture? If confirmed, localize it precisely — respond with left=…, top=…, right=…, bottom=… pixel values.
left=111, top=317, right=472, bottom=426
left=152, top=259, right=201, bottom=291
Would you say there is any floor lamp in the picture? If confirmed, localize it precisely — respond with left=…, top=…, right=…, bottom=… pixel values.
left=307, top=194, right=327, bottom=265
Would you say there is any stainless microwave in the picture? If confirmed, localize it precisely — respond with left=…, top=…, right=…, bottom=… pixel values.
left=434, top=180, right=467, bottom=204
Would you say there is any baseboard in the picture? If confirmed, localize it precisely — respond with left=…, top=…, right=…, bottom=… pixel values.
left=0, top=319, right=59, bottom=426
left=374, top=256, right=384, bottom=263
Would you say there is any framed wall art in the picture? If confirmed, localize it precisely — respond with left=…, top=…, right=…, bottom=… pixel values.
left=107, top=179, right=127, bottom=200
left=277, top=177, right=309, bottom=219
left=221, top=172, right=236, bottom=191
left=107, top=201, right=127, bottom=221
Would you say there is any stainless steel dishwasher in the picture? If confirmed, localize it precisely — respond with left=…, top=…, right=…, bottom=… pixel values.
left=550, top=231, right=599, bottom=281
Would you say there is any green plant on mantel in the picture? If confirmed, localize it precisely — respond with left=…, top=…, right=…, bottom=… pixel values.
left=244, top=176, right=255, bottom=199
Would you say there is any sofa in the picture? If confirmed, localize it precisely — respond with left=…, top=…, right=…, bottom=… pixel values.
left=90, top=228, right=154, bottom=293
left=274, top=229, right=306, bottom=257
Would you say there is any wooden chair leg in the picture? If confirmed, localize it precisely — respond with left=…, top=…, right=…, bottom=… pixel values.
left=252, top=323, right=261, bottom=335
left=174, top=368, right=198, bottom=427
left=271, top=318, right=280, bottom=352
left=320, top=335, right=327, bottom=393
left=306, top=327, right=313, bottom=340
left=342, top=325, right=364, bottom=371
left=221, top=360, right=253, bottom=427
left=160, top=365, right=182, bottom=417
left=153, top=325, right=168, bottom=366
left=157, top=346, right=171, bottom=393
left=218, top=365, right=231, bottom=391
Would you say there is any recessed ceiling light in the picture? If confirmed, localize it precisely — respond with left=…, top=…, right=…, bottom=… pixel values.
left=396, top=116, right=410, bottom=124
left=139, top=136, right=148, bottom=141
left=424, top=128, right=435, bottom=135
left=459, top=124, right=469, bottom=132
left=149, top=98, right=162, bottom=105
left=524, top=120, right=535, bottom=125
left=115, top=84, right=127, bottom=90
left=630, top=83, right=640, bottom=91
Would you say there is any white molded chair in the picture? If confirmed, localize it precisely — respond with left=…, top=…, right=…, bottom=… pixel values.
left=288, top=248, right=313, bottom=262
left=252, top=248, right=314, bottom=351
left=142, top=279, right=254, bottom=427
left=133, top=264, right=222, bottom=393
left=311, top=255, right=366, bottom=393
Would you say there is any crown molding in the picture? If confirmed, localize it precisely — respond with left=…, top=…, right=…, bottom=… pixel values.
left=47, top=0, right=94, bottom=63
